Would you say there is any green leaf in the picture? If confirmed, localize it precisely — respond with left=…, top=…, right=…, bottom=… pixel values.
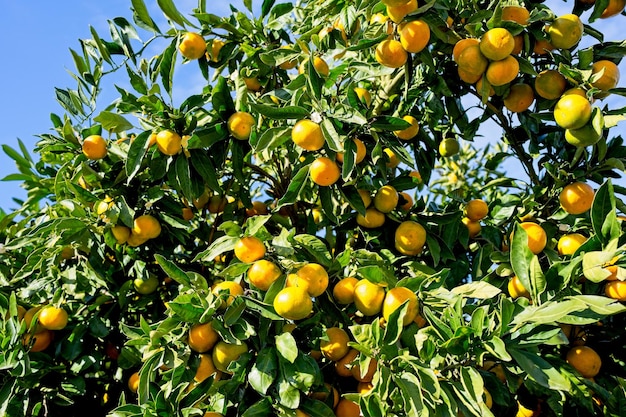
left=93, top=111, right=133, bottom=133
left=213, top=76, right=235, bottom=120
left=306, top=55, right=323, bottom=99
left=190, top=151, right=221, bottom=192
left=158, top=38, right=177, bottom=95
left=592, top=180, right=619, bottom=244
left=370, top=116, right=411, bottom=131
left=582, top=250, right=615, bottom=282
left=125, top=131, right=150, bottom=182
left=194, top=234, right=239, bottom=262
left=320, top=118, right=342, bottom=153
left=509, top=348, right=570, bottom=391
left=155, top=254, right=191, bottom=287
left=261, top=0, right=276, bottom=18
left=451, top=281, right=501, bottom=299
left=249, top=347, right=278, bottom=395
left=156, top=0, right=191, bottom=27
left=130, top=0, right=160, bottom=32
left=249, top=103, right=310, bottom=120
left=484, top=336, right=512, bottom=361
left=293, top=234, right=332, bottom=267
left=510, top=223, right=535, bottom=297
left=241, top=398, right=273, bottom=417
left=275, top=332, right=298, bottom=363
left=276, top=165, right=310, bottom=208
left=393, top=372, right=424, bottom=417
left=174, top=156, right=194, bottom=201
left=253, top=127, right=291, bottom=153
left=383, top=301, right=407, bottom=345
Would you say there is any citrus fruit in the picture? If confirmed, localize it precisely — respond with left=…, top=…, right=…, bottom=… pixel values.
left=382, top=0, right=413, bottom=6
left=511, top=34, right=524, bottom=55
left=565, top=122, right=602, bottom=147
left=212, top=341, right=249, bottom=373
left=601, top=0, right=626, bottom=17
left=132, top=214, right=161, bottom=239
left=504, top=83, right=535, bottom=113
left=310, top=382, right=340, bottom=407
left=126, top=233, right=148, bottom=247
left=351, top=357, right=378, bottom=382
left=273, top=286, right=313, bottom=320
left=501, top=5, right=530, bottom=24
left=292, top=119, right=325, bottom=151
left=394, top=115, right=419, bottom=140
left=311, top=56, right=330, bottom=76
left=356, top=208, right=386, bottom=228
left=247, top=259, right=281, bottom=291
left=590, top=60, right=620, bottom=94
left=354, top=87, right=372, bottom=107
left=292, top=263, right=329, bottom=297
left=203, top=412, right=223, bottom=417
left=476, top=76, right=495, bottom=97
left=484, top=389, right=493, bottom=409
left=212, top=281, right=244, bottom=309
left=128, top=372, right=140, bottom=393
left=320, top=327, right=350, bottom=361
left=519, top=222, right=547, bottom=254
left=243, top=76, right=262, bottom=92
left=375, top=39, right=408, bottom=68
left=547, top=14, right=584, bottom=50
left=156, top=129, right=182, bottom=155
left=358, top=189, right=372, bottom=208
left=335, top=348, right=359, bottom=377
left=485, top=55, right=519, bottom=86
left=439, top=138, right=460, bottom=157
left=374, top=185, right=399, bottom=213
left=382, top=286, right=418, bottom=325
left=208, top=39, right=225, bottom=62
left=398, top=191, right=413, bottom=211
left=480, top=28, right=515, bottom=61
left=310, top=157, right=341, bottom=186
left=605, top=280, right=626, bottom=301
left=387, top=0, right=418, bottom=23
left=384, top=148, right=400, bottom=168
left=554, top=95, right=592, bottom=130
left=533, top=38, right=555, bottom=56
left=508, top=275, right=530, bottom=299
left=194, top=353, right=220, bottom=383
left=111, top=225, right=131, bottom=244
left=335, top=398, right=361, bottom=417
left=457, top=44, right=489, bottom=76
left=179, top=32, right=206, bottom=60
left=534, top=69, right=567, bottom=100
left=82, top=135, right=107, bottom=160
left=516, top=402, right=537, bottom=417
left=234, top=236, right=266, bottom=263
left=227, top=111, right=255, bottom=141
left=465, top=199, right=489, bottom=221
left=353, top=279, right=385, bottom=316
left=453, top=38, right=480, bottom=62
left=333, top=277, right=359, bottom=304
left=458, top=67, right=483, bottom=83
left=560, top=182, right=594, bottom=215
left=395, top=220, right=427, bottom=255
left=557, top=233, right=587, bottom=256
left=188, top=322, right=219, bottom=353
left=336, top=138, right=366, bottom=164
left=462, top=217, right=481, bottom=238
left=38, top=306, right=68, bottom=331
left=133, top=274, right=160, bottom=295
left=566, top=345, right=602, bottom=378
left=399, top=19, right=430, bottom=53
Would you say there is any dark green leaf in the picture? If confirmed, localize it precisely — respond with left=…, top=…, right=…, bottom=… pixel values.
left=131, top=0, right=160, bottom=32
left=509, top=349, right=570, bottom=391
left=276, top=165, right=310, bottom=208
left=155, top=254, right=191, bottom=287
left=249, top=103, right=310, bottom=120
left=156, top=0, right=191, bottom=26
left=126, top=131, right=150, bottom=182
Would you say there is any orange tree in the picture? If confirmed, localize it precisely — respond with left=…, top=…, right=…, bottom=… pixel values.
left=2, top=0, right=626, bottom=416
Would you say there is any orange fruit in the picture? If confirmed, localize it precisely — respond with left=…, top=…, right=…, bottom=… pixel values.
left=310, top=382, right=340, bottom=407
left=485, top=55, right=519, bottom=87
left=511, top=34, right=524, bottom=55
left=353, top=279, right=385, bottom=316
left=462, top=217, right=482, bottom=238
left=557, top=233, right=587, bottom=256
left=333, top=277, right=359, bottom=304
left=395, top=220, right=427, bottom=255
left=399, top=19, right=430, bottom=53
left=560, top=182, right=594, bottom=215
left=23, top=329, right=53, bottom=352
left=508, top=275, right=530, bottom=300
left=336, top=138, right=366, bottom=164
left=351, top=357, right=377, bottom=382
left=554, top=95, right=592, bottom=130
left=38, top=306, right=68, bottom=331
left=458, top=67, right=482, bottom=84
left=387, top=0, right=418, bottom=23
left=204, top=412, right=224, bottom=417
left=273, top=286, right=313, bottom=320
left=290, top=263, right=329, bottom=297
left=566, top=345, right=602, bottom=378
left=335, top=348, right=359, bottom=377
left=534, top=70, right=567, bottom=100
left=128, top=371, right=140, bottom=393
left=605, top=280, right=626, bottom=301
left=156, top=130, right=182, bottom=155
left=453, top=38, right=480, bottom=63
left=374, top=185, right=399, bottom=213
left=465, top=199, right=489, bottom=221
left=82, top=135, right=107, bottom=160
left=504, top=83, right=535, bottom=113
left=132, top=215, right=162, bottom=239
left=245, top=200, right=268, bottom=217
left=247, top=259, right=281, bottom=291
left=476, top=76, right=495, bottom=97
left=111, top=225, right=131, bottom=244
left=335, top=398, right=361, bottom=417
left=292, top=119, right=325, bottom=151
left=501, top=5, right=530, bottom=24
left=320, top=327, right=351, bottom=361
left=519, top=222, right=547, bottom=254
left=384, top=148, right=400, bottom=168
left=533, top=38, right=555, bottom=56
left=354, top=88, right=372, bottom=108
left=310, top=157, right=341, bottom=186
left=457, top=45, right=488, bottom=76
left=382, top=286, right=418, bottom=325
left=188, top=322, right=219, bottom=353
left=234, top=236, right=266, bottom=263
left=394, top=115, right=420, bottom=140
left=398, top=191, right=413, bottom=211
left=207, top=39, right=225, bottom=62
left=601, top=0, right=626, bottom=17
left=212, top=281, right=244, bottom=309
left=439, top=138, right=460, bottom=157
left=480, top=28, right=515, bottom=61
left=194, top=353, right=221, bottom=383
left=590, top=60, right=620, bottom=94
left=227, top=111, right=255, bottom=141
left=356, top=207, right=386, bottom=228
left=547, top=14, right=584, bottom=50
left=243, top=76, right=262, bottom=92
left=358, top=189, right=372, bottom=208
left=375, top=39, right=408, bottom=68
left=126, top=233, right=148, bottom=247
left=313, top=56, right=330, bottom=76
left=179, top=32, right=206, bottom=60
left=212, top=341, right=248, bottom=373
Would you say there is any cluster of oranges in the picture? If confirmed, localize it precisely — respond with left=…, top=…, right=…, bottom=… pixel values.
left=19, top=305, right=68, bottom=353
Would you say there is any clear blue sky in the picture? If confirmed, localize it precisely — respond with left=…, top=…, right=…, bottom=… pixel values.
left=0, top=1, right=623, bottom=212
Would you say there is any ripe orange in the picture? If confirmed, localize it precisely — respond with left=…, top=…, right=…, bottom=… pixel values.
left=601, top=0, right=626, bottom=17
left=227, top=112, right=255, bottom=141
left=457, top=45, right=489, bottom=76
left=399, top=19, right=430, bottom=53
left=212, top=341, right=248, bottom=373
left=374, top=185, right=399, bottom=213
left=519, top=222, right=547, bottom=254
left=247, top=259, right=281, bottom=291
left=358, top=189, right=372, bottom=208
left=511, top=34, right=524, bottom=55
left=398, top=191, right=413, bottom=211
left=320, top=327, right=351, bottom=361
left=375, top=39, right=408, bottom=68
left=501, top=5, right=530, bottom=24
left=194, top=353, right=220, bottom=383
left=351, top=357, right=377, bottom=382
left=132, top=215, right=162, bottom=240
left=458, top=67, right=483, bottom=84
left=354, top=88, right=372, bottom=108
left=38, top=306, right=68, bottom=331
left=557, top=233, right=587, bottom=256
left=188, top=322, right=219, bottom=353
left=485, top=55, right=519, bottom=87
left=382, top=286, right=418, bottom=325
left=310, top=382, right=340, bottom=407
left=126, top=233, right=148, bottom=247
left=476, top=76, right=495, bottom=97
left=395, top=220, right=427, bottom=255
left=534, top=70, right=567, bottom=100
left=335, top=398, right=361, bottom=417
left=465, top=199, right=489, bottom=221
left=565, top=122, right=602, bottom=148
left=179, top=32, right=206, bottom=60
left=335, top=348, right=359, bottom=377
left=243, top=77, right=262, bottom=92
left=504, top=83, right=535, bottom=113
left=82, top=135, right=108, bottom=160
left=566, top=345, right=602, bottom=378
left=111, top=225, right=131, bottom=244
left=453, top=38, right=480, bottom=63
left=394, top=115, right=419, bottom=140
left=292, top=119, right=325, bottom=151
left=23, top=329, right=53, bottom=352
left=384, top=148, right=400, bottom=168
left=387, top=0, right=418, bottom=23
left=208, top=39, right=225, bottom=62
left=128, top=371, right=140, bottom=393
left=212, top=281, right=244, bottom=309
left=310, top=157, right=341, bottom=186
left=273, top=286, right=313, bottom=320
left=336, top=138, right=366, bottom=164
left=312, top=56, right=330, bottom=76
left=533, top=38, right=555, bottom=56
left=356, top=207, right=386, bottom=228
left=353, top=279, right=385, bottom=316
left=462, top=217, right=482, bottom=238
left=234, top=236, right=266, bottom=263
left=508, top=275, right=530, bottom=300
left=590, top=60, right=620, bottom=94
left=203, top=412, right=223, bottom=417
left=560, top=182, right=594, bottom=215
left=292, top=263, right=329, bottom=297
left=333, top=277, right=359, bottom=304
left=480, top=28, right=515, bottom=61
left=156, top=130, right=182, bottom=155
left=605, top=280, right=626, bottom=301
left=547, top=14, right=584, bottom=50
left=554, top=95, right=592, bottom=130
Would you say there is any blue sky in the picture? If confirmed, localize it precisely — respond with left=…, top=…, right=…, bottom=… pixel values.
left=0, top=1, right=623, bottom=212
